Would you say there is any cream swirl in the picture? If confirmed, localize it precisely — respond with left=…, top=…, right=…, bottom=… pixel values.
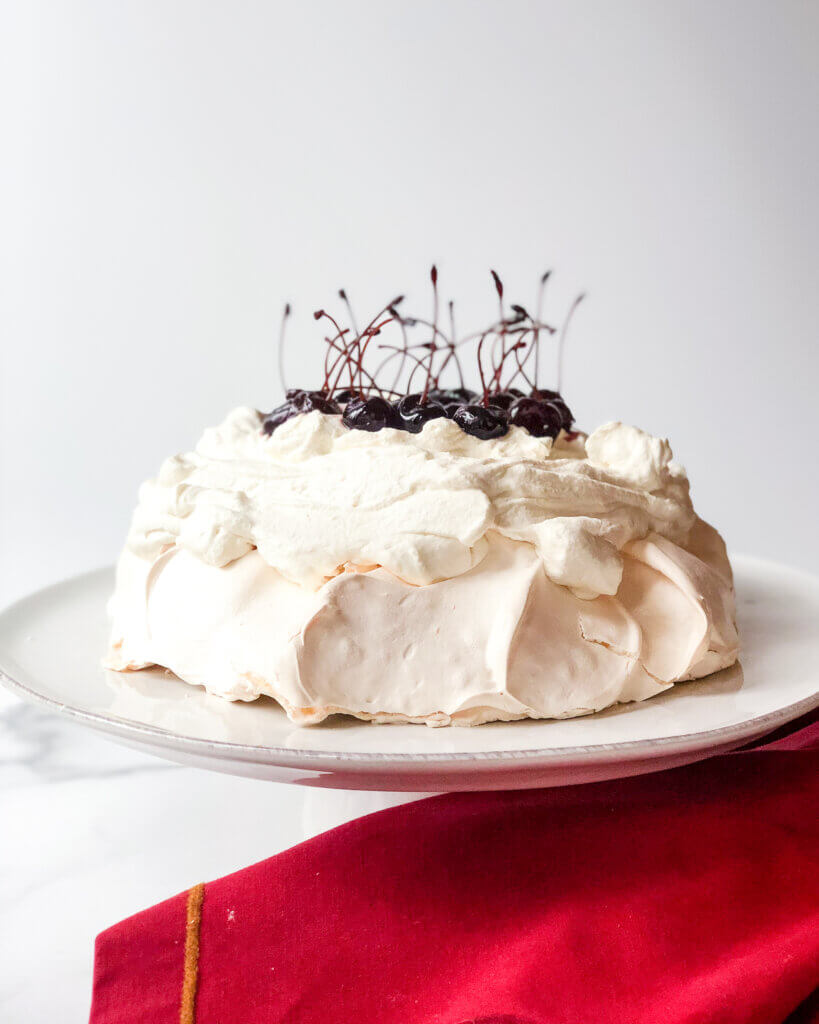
left=125, top=408, right=696, bottom=597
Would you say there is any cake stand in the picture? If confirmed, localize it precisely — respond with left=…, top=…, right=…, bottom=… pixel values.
left=1, top=555, right=818, bottom=829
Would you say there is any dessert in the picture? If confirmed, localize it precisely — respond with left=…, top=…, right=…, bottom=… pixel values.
left=105, top=271, right=739, bottom=726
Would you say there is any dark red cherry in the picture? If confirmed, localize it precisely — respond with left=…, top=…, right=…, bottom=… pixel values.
left=290, top=390, right=340, bottom=415
left=396, top=394, right=448, bottom=434
left=261, top=402, right=296, bottom=435
left=332, top=389, right=358, bottom=405
left=544, top=398, right=574, bottom=431
left=508, top=397, right=561, bottom=438
left=428, top=386, right=477, bottom=405
left=452, top=404, right=509, bottom=439
left=263, top=390, right=340, bottom=434
left=439, top=401, right=462, bottom=417
left=529, top=389, right=574, bottom=431
left=342, top=395, right=400, bottom=432
left=487, top=388, right=525, bottom=411
left=530, top=387, right=561, bottom=402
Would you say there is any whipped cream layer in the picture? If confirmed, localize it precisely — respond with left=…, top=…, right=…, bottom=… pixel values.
left=125, top=407, right=696, bottom=599
left=107, top=409, right=739, bottom=726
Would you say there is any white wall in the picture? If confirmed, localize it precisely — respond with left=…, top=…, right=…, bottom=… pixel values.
left=2, top=0, right=817, bottom=605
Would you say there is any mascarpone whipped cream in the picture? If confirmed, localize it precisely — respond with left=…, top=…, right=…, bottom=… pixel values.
left=106, top=409, right=739, bottom=725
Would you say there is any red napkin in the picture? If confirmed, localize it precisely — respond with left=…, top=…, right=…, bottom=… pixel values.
left=90, top=717, right=819, bottom=1024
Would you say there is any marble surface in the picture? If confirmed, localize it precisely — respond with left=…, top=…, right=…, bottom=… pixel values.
left=0, top=688, right=422, bottom=1022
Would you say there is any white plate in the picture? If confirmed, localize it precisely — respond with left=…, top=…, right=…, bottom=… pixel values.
left=1, top=556, right=817, bottom=791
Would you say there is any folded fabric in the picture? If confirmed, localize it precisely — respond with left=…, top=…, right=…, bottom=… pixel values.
left=90, top=716, right=819, bottom=1024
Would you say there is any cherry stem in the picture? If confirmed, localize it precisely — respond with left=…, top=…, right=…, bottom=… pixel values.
left=288, top=273, right=578, bottom=409
left=355, top=318, right=394, bottom=395
left=421, top=266, right=439, bottom=403
left=447, top=300, right=465, bottom=389
left=352, top=300, right=403, bottom=396
left=507, top=330, right=537, bottom=391
left=278, top=303, right=291, bottom=396
left=377, top=343, right=432, bottom=395
left=338, top=289, right=359, bottom=338
left=476, top=330, right=491, bottom=406
left=534, top=271, right=551, bottom=388
left=316, top=311, right=354, bottom=393
left=557, top=293, right=585, bottom=394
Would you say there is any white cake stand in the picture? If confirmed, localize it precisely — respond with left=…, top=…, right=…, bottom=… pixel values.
left=1, top=555, right=817, bottom=829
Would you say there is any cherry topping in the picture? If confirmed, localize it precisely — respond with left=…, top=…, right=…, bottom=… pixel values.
left=428, top=386, right=478, bottom=405
left=273, top=269, right=584, bottom=443
left=261, top=402, right=295, bottom=435
left=262, top=390, right=341, bottom=435
left=289, top=390, right=340, bottom=414
left=425, top=388, right=476, bottom=417
left=452, top=404, right=509, bottom=439
left=508, top=397, right=561, bottom=438
left=395, top=394, right=448, bottom=434
left=267, top=388, right=573, bottom=441
left=545, top=398, right=574, bottom=431
left=342, top=395, right=400, bottom=432
left=332, top=389, right=358, bottom=405
left=487, top=388, right=525, bottom=411
left=438, top=401, right=462, bottom=417
left=530, top=389, right=574, bottom=431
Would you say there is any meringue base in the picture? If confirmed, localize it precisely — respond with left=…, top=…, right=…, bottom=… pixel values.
left=104, top=522, right=739, bottom=727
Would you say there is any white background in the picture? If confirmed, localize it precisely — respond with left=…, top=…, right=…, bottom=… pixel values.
left=1, top=1, right=818, bottom=600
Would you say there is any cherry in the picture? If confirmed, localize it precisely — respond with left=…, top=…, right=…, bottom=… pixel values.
left=428, top=386, right=477, bottom=406
left=332, top=389, right=358, bottom=405
left=424, top=389, right=474, bottom=418
left=289, top=390, right=340, bottom=415
left=342, top=395, right=400, bottom=432
left=530, top=388, right=561, bottom=402
left=263, top=390, right=341, bottom=435
left=267, top=384, right=572, bottom=440
left=395, top=394, right=448, bottom=434
left=530, top=389, right=574, bottom=431
left=508, top=397, right=561, bottom=438
left=487, top=388, right=524, bottom=411
left=452, top=404, right=509, bottom=439
left=262, top=402, right=296, bottom=435
left=544, top=398, right=574, bottom=431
